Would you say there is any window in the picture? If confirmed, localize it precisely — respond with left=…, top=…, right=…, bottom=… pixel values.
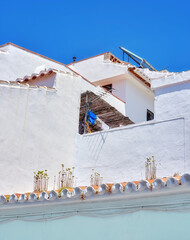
left=147, top=109, right=154, bottom=121
left=102, top=84, right=112, bottom=93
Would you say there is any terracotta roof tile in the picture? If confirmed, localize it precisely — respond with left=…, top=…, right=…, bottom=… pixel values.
left=0, top=174, right=188, bottom=205
left=0, top=42, right=126, bottom=104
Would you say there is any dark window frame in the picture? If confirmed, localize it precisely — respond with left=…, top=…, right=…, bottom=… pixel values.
left=102, top=83, right=113, bottom=93
left=147, top=109, right=154, bottom=121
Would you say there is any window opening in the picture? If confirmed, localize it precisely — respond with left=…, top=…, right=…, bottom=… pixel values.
left=147, top=109, right=154, bottom=121
left=102, top=84, right=113, bottom=93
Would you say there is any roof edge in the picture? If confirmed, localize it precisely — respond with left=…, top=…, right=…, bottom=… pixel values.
left=128, top=67, right=151, bottom=88
left=0, top=42, right=125, bottom=104
left=0, top=42, right=73, bottom=73
left=67, top=52, right=110, bottom=66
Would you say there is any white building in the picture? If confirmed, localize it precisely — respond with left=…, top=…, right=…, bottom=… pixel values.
left=0, top=42, right=72, bottom=81
left=68, top=52, right=155, bottom=123
left=0, top=42, right=189, bottom=193
left=0, top=43, right=129, bottom=194
left=0, top=42, right=190, bottom=240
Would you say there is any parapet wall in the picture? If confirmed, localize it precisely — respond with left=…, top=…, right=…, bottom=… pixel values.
left=75, top=117, right=185, bottom=186
left=74, top=72, right=190, bottom=186
left=0, top=72, right=81, bottom=194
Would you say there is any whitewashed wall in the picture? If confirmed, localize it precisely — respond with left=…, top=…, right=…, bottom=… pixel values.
left=0, top=45, right=154, bottom=124
left=1, top=44, right=189, bottom=194
left=153, top=77, right=190, bottom=174
left=0, top=72, right=81, bottom=194
left=88, top=74, right=154, bottom=123
left=69, top=54, right=129, bottom=82
left=70, top=55, right=154, bottom=123
left=81, top=78, right=126, bottom=116
left=125, top=77, right=154, bottom=123
left=0, top=44, right=72, bottom=82
left=27, top=73, right=56, bottom=88
left=95, top=76, right=127, bottom=102
left=112, top=78, right=126, bottom=102
left=154, top=81, right=190, bottom=120
left=74, top=73, right=190, bottom=186
left=75, top=117, right=184, bottom=186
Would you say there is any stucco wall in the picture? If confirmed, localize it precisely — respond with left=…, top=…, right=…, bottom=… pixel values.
left=69, top=55, right=129, bottom=82
left=125, top=77, right=154, bottom=123
left=81, top=77, right=126, bottom=116
left=27, top=73, right=56, bottom=88
left=0, top=70, right=128, bottom=195
left=0, top=44, right=72, bottom=82
left=70, top=54, right=154, bottom=123
left=154, top=81, right=190, bottom=120
left=112, top=78, right=126, bottom=102
left=75, top=117, right=184, bottom=186
left=0, top=72, right=81, bottom=194
left=1, top=45, right=189, bottom=195
left=154, top=80, right=190, bottom=174
left=90, top=74, right=154, bottom=123
left=74, top=74, right=190, bottom=186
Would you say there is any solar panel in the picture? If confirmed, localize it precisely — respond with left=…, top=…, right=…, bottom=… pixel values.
left=119, top=46, right=156, bottom=71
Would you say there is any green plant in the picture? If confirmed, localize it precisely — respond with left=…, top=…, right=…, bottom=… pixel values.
left=57, top=164, right=75, bottom=189
left=145, top=156, right=156, bottom=180
left=90, top=169, right=103, bottom=186
left=33, top=170, right=49, bottom=192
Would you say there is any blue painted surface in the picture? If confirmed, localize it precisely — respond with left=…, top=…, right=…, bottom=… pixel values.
left=0, top=211, right=189, bottom=240
left=87, top=110, right=97, bottom=125
left=0, top=0, right=190, bottom=72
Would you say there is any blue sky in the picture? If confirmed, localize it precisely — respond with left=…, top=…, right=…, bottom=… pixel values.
left=1, top=0, right=190, bottom=72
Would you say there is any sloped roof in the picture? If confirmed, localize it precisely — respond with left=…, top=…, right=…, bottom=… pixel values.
left=128, top=67, right=151, bottom=87
left=0, top=42, right=126, bottom=105
left=0, top=42, right=71, bottom=71
left=134, top=67, right=176, bottom=80
left=68, top=51, right=152, bottom=88
left=79, top=91, right=133, bottom=133
left=67, top=52, right=109, bottom=66
left=16, top=68, right=56, bottom=83
left=67, top=52, right=129, bottom=66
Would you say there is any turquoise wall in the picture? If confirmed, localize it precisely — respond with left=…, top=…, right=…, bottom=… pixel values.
left=0, top=210, right=189, bottom=240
